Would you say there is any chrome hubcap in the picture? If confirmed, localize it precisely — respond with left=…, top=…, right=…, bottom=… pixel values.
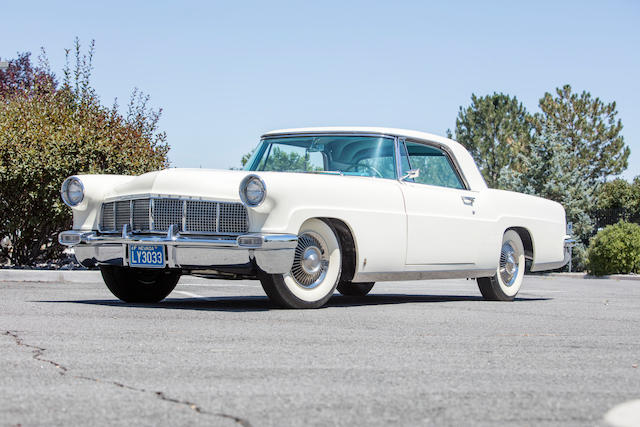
left=301, top=246, right=322, bottom=275
left=499, top=242, right=519, bottom=286
left=291, top=232, right=328, bottom=289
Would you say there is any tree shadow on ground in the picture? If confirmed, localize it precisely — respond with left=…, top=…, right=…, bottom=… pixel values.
left=36, top=293, right=551, bottom=313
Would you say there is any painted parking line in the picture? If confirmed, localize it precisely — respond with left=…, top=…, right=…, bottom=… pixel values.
left=173, top=290, right=219, bottom=301
left=178, top=282, right=259, bottom=288
left=604, top=399, right=640, bottom=427
left=521, top=290, right=568, bottom=293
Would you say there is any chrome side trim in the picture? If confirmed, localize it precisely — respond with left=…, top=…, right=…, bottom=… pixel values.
left=352, top=269, right=496, bottom=282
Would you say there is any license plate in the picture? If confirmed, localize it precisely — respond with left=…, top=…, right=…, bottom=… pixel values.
left=129, top=245, right=165, bottom=268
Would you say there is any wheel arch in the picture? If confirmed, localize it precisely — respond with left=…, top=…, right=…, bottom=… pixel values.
left=319, top=217, right=358, bottom=284
left=506, top=226, right=534, bottom=261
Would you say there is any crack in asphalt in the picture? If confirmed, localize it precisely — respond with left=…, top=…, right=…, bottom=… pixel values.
left=4, top=331, right=252, bottom=427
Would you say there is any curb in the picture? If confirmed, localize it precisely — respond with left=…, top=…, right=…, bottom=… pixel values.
left=0, top=270, right=102, bottom=283
left=541, top=272, right=640, bottom=281
left=0, top=269, right=215, bottom=284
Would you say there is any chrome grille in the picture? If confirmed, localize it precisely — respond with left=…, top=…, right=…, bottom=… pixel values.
left=99, top=197, right=248, bottom=235
left=186, top=201, right=218, bottom=233
left=115, top=201, right=131, bottom=231
left=220, top=202, right=248, bottom=233
left=132, top=199, right=150, bottom=231
left=153, top=199, right=183, bottom=232
left=101, top=203, right=115, bottom=231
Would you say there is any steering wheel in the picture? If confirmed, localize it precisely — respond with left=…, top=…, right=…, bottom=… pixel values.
left=345, top=163, right=384, bottom=178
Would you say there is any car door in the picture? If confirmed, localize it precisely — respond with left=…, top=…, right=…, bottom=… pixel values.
left=400, top=140, right=483, bottom=266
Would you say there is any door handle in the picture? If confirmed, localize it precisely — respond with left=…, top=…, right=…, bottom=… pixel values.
left=461, top=196, right=475, bottom=206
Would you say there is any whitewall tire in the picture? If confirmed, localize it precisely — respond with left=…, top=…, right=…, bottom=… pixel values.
left=477, top=230, right=525, bottom=301
left=259, top=219, right=342, bottom=309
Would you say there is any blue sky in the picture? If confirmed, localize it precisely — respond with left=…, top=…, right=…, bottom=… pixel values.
left=3, top=1, right=639, bottom=178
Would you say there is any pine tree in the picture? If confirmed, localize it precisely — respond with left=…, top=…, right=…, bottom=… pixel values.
left=499, top=127, right=597, bottom=270
left=452, top=93, right=533, bottom=188
left=536, top=84, right=629, bottom=182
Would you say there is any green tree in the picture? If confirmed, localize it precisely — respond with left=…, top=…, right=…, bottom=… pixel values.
left=240, top=148, right=255, bottom=167
left=536, top=84, right=629, bottom=182
left=499, top=129, right=597, bottom=270
left=0, top=40, right=169, bottom=265
left=452, top=86, right=630, bottom=271
left=594, top=178, right=640, bottom=213
left=451, top=93, right=533, bottom=188
left=261, top=147, right=319, bottom=172
left=241, top=147, right=322, bottom=172
left=592, top=177, right=640, bottom=227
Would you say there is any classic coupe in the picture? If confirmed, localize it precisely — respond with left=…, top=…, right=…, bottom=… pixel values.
left=59, top=127, right=571, bottom=308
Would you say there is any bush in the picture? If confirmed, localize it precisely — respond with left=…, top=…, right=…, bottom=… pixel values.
left=587, top=221, right=640, bottom=276
left=0, top=40, right=169, bottom=266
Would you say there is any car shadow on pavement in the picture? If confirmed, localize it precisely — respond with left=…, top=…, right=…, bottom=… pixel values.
left=35, top=293, right=550, bottom=312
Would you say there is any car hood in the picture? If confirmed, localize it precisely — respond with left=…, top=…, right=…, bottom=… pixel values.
left=105, top=168, right=251, bottom=202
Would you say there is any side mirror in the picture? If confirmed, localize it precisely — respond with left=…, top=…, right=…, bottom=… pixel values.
left=402, top=169, right=420, bottom=181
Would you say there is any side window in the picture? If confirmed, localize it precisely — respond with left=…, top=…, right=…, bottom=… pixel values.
left=403, top=141, right=464, bottom=189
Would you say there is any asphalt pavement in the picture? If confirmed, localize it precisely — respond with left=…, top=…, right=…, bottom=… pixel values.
left=1, top=275, right=639, bottom=426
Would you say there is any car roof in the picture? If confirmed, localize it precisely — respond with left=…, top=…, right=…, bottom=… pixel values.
left=262, top=127, right=452, bottom=146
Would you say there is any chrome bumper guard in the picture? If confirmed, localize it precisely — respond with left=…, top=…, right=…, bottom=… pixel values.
left=59, top=225, right=298, bottom=274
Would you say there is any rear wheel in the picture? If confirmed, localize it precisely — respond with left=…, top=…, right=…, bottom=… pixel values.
left=336, top=281, right=374, bottom=296
left=477, top=230, right=525, bottom=301
left=100, top=266, right=180, bottom=303
left=260, top=219, right=341, bottom=309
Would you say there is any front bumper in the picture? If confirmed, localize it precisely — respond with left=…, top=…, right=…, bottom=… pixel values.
left=59, top=226, right=298, bottom=274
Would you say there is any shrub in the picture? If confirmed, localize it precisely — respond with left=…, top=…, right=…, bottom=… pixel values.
left=0, top=40, right=169, bottom=265
left=587, top=221, right=640, bottom=276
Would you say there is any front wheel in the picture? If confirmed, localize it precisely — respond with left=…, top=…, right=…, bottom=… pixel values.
left=259, top=219, right=342, bottom=309
left=477, top=230, right=525, bottom=301
left=100, top=266, right=180, bottom=303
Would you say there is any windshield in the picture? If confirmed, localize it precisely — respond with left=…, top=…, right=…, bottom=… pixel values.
left=244, top=135, right=397, bottom=179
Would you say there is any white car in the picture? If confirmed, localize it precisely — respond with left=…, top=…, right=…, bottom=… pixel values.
left=59, top=127, right=571, bottom=308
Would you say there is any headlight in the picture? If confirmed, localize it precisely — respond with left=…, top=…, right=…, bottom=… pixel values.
left=239, top=174, right=266, bottom=207
left=61, top=176, right=84, bottom=207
